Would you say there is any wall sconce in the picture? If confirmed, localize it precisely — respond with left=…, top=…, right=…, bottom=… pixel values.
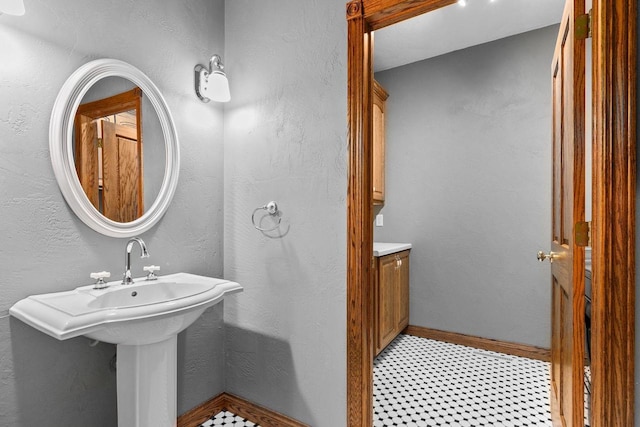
left=0, top=0, right=25, bottom=15
left=195, top=54, right=230, bottom=103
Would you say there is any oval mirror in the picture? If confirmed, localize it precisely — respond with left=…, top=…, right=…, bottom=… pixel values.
left=50, top=59, right=180, bottom=238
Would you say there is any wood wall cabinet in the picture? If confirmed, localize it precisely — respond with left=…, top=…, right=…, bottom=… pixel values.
left=372, top=80, right=388, bottom=205
left=374, top=249, right=410, bottom=355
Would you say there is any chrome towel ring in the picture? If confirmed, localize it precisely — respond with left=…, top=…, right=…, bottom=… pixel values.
left=251, top=201, right=282, bottom=232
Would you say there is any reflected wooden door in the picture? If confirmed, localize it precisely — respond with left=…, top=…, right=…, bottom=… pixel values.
left=74, top=88, right=144, bottom=222
left=549, top=0, right=585, bottom=425
left=101, top=120, right=141, bottom=223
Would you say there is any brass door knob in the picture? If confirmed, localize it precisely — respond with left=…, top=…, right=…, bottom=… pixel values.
left=537, top=251, right=558, bottom=263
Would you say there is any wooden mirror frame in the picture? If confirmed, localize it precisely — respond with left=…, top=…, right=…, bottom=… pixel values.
left=345, top=1, right=636, bottom=426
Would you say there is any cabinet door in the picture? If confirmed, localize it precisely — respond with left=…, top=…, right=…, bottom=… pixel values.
left=395, top=251, right=410, bottom=331
left=377, top=254, right=397, bottom=352
left=372, top=80, right=388, bottom=205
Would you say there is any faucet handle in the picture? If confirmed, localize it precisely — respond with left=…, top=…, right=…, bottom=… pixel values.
left=143, top=265, right=160, bottom=280
left=90, top=271, right=111, bottom=289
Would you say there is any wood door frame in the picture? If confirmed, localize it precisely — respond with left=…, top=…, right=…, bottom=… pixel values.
left=345, top=1, right=636, bottom=426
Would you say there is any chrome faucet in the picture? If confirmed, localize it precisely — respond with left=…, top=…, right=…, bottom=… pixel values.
left=122, top=237, right=150, bottom=284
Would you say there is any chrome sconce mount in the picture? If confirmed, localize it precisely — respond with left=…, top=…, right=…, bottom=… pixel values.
left=195, top=54, right=230, bottom=103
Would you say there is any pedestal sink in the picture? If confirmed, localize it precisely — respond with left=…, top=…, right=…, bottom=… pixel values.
left=10, top=273, right=242, bottom=427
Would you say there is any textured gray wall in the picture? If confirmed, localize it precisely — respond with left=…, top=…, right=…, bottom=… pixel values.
left=374, top=26, right=558, bottom=349
left=0, top=0, right=226, bottom=424
left=223, top=0, right=347, bottom=425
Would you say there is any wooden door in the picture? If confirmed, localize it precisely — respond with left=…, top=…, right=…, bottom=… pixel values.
left=549, top=0, right=585, bottom=425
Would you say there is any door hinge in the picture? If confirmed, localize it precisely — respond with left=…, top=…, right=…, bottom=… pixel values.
left=576, top=10, right=592, bottom=40
left=575, top=221, right=591, bottom=247
left=97, top=137, right=103, bottom=148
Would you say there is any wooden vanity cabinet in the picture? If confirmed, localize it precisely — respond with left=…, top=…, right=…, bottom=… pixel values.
left=374, top=249, right=410, bottom=355
left=372, top=80, right=388, bottom=206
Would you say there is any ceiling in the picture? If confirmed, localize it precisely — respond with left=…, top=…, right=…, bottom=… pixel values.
left=373, top=0, right=565, bottom=72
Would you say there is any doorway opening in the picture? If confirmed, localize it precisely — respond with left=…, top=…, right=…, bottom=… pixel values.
left=346, top=1, right=635, bottom=426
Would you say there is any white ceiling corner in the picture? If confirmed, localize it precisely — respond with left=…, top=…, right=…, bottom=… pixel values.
left=373, top=0, right=565, bottom=72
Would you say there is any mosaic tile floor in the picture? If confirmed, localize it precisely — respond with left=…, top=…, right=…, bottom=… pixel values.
left=374, top=334, right=553, bottom=426
left=200, top=411, right=258, bottom=427
left=584, top=366, right=591, bottom=426
left=202, top=334, right=587, bottom=426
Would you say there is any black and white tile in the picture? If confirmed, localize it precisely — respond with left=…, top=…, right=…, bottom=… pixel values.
left=374, top=334, right=553, bottom=426
left=201, top=334, right=580, bottom=426
left=200, top=411, right=258, bottom=427
left=584, top=365, right=591, bottom=426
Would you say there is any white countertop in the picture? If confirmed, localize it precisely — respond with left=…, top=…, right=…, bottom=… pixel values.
left=373, top=242, right=412, bottom=257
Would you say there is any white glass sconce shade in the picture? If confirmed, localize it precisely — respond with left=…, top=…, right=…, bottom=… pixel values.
left=203, top=70, right=230, bottom=102
left=195, top=54, right=230, bottom=103
left=0, top=0, right=25, bottom=15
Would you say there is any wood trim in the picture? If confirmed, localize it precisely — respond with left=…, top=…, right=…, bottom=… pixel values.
left=223, top=393, right=309, bottom=427
left=346, top=1, right=374, bottom=427
left=177, top=394, right=226, bottom=427
left=346, top=1, right=635, bottom=427
left=362, top=0, right=457, bottom=30
left=591, top=1, right=636, bottom=426
left=372, top=80, right=389, bottom=101
left=404, top=325, right=551, bottom=362
left=76, top=88, right=142, bottom=119
left=347, top=3, right=460, bottom=425
left=177, top=393, right=308, bottom=427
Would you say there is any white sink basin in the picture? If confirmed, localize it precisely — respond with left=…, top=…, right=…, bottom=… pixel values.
left=10, top=272, right=241, bottom=345
left=10, top=272, right=242, bottom=426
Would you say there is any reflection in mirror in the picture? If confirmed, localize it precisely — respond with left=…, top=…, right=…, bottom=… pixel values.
left=72, top=77, right=164, bottom=223
left=50, top=58, right=180, bottom=237
left=75, top=88, right=142, bottom=222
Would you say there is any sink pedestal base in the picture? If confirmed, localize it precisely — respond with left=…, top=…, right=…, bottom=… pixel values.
left=117, top=336, right=177, bottom=427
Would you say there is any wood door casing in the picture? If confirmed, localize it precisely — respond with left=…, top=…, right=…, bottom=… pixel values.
left=346, top=4, right=375, bottom=423
left=550, top=1, right=585, bottom=425
left=590, top=2, right=637, bottom=426
left=75, top=116, right=99, bottom=208
left=346, top=1, right=635, bottom=426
